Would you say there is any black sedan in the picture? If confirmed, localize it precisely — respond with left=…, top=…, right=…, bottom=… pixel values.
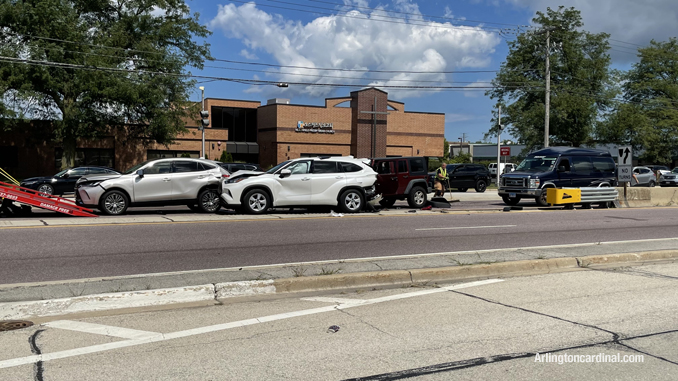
left=20, top=166, right=119, bottom=196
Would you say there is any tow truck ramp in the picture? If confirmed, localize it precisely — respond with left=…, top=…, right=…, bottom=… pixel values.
left=0, top=181, right=97, bottom=217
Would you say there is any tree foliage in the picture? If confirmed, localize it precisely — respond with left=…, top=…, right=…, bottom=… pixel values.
left=0, top=0, right=211, bottom=167
left=596, top=38, right=678, bottom=164
left=487, top=7, right=612, bottom=150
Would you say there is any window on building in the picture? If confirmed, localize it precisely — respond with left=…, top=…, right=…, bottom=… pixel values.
left=147, top=150, right=199, bottom=160
left=0, top=146, right=19, bottom=168
left=55, top=148, right=114, bottom=170
left=300, top=153, right=341, bottom=158
left=211, top=106, right=258, bottom=143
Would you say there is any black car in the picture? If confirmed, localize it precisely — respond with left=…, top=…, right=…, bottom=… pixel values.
left=217, top=162, right=262, bottom=176
left=427, top=163, right=491, bottom=193
left=20, top=166, right=120, bottom=196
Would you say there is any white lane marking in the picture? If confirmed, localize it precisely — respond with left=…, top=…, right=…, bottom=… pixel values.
left=416, top=225, right=516, bottom=231
left=44, top=320, right=162, bottom=340
left=300, top=297, right=369, bottom=305
left=0, top=279, right=503, bottom=369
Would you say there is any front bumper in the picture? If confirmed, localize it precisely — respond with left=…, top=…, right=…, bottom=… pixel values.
left=220, top=186, right=243, bottom=208
left=75, top=185, right=106, bottom=207
left=498, top=187, right=542, bottom=198
left=660, top=178, right=678, bottom=186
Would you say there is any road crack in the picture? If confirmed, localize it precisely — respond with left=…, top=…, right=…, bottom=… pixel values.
left=335, top=308, right=399, bottom=339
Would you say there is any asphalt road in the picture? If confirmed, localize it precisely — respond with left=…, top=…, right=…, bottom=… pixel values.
left=2, top=207, right=678, bottom=284
left=3, top=261, right=678, bottom=380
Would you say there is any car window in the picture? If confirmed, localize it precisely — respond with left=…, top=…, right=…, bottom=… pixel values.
left=173, top=161, right=199, bottom=173
left=572, top=157, right=593, bottom=173
left=409, top=159, right=426, bottom=174
left=397, top=160, right=407, bottom=173
left=313, top=161, right=339, bottom=174
left=87, top=168, right=108, bottom=175
left=340, top=162, right=363, bottom=172
left=375, top=161, right=393, bottom=174
left=200, top=163, right=217, bottom=170
left=287, top=161, right=310, bottom=175
left=592, top=157, right=615, bottom=172
left=68, top=168, right=88, bottom=177
left=144, top=162, right=172, bottom=174
left=641, top=168, right=651, bottom=174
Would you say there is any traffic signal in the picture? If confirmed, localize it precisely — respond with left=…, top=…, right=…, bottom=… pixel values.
left=200, top=110, right=209, bottom=130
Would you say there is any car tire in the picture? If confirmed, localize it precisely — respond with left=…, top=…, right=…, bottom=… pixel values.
left=475, top=180, right=487, bottom=193
left=243, top=189, right=270, bottom=214
left=458, top=188, right=468, bottom=192
left=407, top=187, right=427, bottom=208
left=197, top=189, right=222, bottom=213
left=649, top=181, right=656, bottom=187
left=339, top=189, right=364, bottom=213
left=535, top=189, right=551, bottom=207
left=502, top=196, right=521, bottom=206
left=99, top=190, right=129, bottom=215
left=37, top=184, right=54, bottom=196
left=379, top=198, right=396, bottom=208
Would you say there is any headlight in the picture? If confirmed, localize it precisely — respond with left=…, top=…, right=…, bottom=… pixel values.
left=226, top=177, right=247, bottom=184
left=529, top=178, right=540, bottom=188
left=82, top=181, right=101, bottom=187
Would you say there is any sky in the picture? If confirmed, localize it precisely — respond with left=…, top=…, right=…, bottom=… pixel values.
left=182, top=0, right=678, bottom=144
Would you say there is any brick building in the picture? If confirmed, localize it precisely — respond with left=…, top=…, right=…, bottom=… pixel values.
left=0, top=88, right=444, bottom=177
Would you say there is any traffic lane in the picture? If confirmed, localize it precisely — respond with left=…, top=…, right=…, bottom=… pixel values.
left=5, top=263, right=678, bottom=380
left=1, top=208, right=678, bottom=283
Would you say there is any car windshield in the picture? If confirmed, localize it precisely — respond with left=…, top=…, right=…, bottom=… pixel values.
left=516, top=156, right=558, bottom=172
left=124, top=161, right=152, bottom=175
left=54, top=169, right=69, bottom=177
left=266, top=161, right=290, bottom=174
left=672, top=168, right=678, bottom=173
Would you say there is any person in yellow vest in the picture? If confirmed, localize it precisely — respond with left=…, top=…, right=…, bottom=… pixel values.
left=434, top=162, right=448, bottom=197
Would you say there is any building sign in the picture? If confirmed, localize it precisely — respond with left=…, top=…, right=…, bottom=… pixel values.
left=500, top=147, right=511, bottom=156
left=296, top=121, right=335, bottom=134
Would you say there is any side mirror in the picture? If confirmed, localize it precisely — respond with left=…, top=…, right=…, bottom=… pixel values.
left=63, top=172, right=70, bottom=179
left=558, top=166, right=567, bottom=172
left=136, top=169, right=144, bottom=177
left=279, top=169, right=291, bottom=178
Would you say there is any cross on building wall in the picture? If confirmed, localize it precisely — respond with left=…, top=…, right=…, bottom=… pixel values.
left=360, top=96, right=390, bottom=158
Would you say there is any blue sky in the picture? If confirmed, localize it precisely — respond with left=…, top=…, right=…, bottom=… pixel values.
left=181, top=0, right=678, bottom=144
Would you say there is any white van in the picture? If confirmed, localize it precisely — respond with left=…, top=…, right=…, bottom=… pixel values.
left=488, top=163, right=516, bottom=176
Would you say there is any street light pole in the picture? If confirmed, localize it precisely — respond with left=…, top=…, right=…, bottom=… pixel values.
left=544, top=28, right=551, bottom=148
left=199, top=86, right=205, bottom=159
left=497, top=105, right=502, bottom=186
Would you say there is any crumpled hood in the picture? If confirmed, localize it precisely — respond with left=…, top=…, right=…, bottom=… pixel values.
left=76, top=174, right=123, bottom=183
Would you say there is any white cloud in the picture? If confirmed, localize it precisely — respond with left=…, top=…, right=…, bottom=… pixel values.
left=463, top=80, right=490, bottom=98
left=209, top=1, right=501, bottom=98
left=504, top=0, right=678, bottom=59
left=445, top=113, right=476, bottom=123
left=239, top=49, right=258, bottom=60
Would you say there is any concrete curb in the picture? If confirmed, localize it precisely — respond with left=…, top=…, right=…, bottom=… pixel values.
left=3, top=251, right=677, bottom=320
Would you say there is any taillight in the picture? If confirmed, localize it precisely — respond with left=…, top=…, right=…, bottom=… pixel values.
left=222, top=174, right=230, bottom=178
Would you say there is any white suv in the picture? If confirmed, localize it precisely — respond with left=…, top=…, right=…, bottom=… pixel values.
left=220, top=156, right=377, bottom=214
left=75, top=158, right=226, bottom=215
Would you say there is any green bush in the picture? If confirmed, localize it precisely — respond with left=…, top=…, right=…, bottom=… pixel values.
left=219, top=151, right=233, bottom=163
left=180, top=152, right=191, bottom=158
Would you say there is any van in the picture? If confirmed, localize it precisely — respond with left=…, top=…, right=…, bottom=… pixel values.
left=488, top=163, right=516, bottom=176
left=498, top=147, right=617, bottom=206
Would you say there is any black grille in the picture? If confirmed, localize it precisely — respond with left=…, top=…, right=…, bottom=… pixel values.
left=504, top=178, right=525, bottom=187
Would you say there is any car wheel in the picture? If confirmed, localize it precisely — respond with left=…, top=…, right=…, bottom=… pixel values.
left=198, top=189, right=222, bottom=213
left=649, top=181, right=656, bottom=187
left=475, top=180, right=487, bottom=193
left=535, top=189, right=550, bottom=207
left=339, top=189, right=364, bottom=213
left=407, top=187, right=427, bottom=208
left=379, top=198, right=396, bottom=208
left=502, top=196, right=521, bottom=206
left=99, top=190, right=129, bottom=215
left=458, top=188, right=468, bottom=192
left=37, top=184, right=54, bottom=196
left=243, top=189, right=270, bottom=214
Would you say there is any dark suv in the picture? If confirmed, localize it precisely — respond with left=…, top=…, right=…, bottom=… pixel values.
left=427, top=163, right=491, bottom=193
left=371, top=157, right=429, bottom=208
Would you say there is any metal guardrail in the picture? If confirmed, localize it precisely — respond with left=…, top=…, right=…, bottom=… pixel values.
left=575, top=187, right=618, bottom=204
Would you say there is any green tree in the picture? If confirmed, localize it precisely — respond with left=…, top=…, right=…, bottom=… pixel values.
left=443, top=138, right=450, bottom=159
left=486, top=7, right=613, bottom=150
left=596, top=39, right=678, bottom=164
left=0, top=0, right=211, bottom=168
left=219, top=150, right=233, bottom=163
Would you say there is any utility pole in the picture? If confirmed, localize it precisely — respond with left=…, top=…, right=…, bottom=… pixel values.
left=544, top=28, right=551, bottom=148
left=497, top=105, right=502, bottom=186
left=360, top=96, right=389, bottom=158
left=200, top=86, right=205, bottom=159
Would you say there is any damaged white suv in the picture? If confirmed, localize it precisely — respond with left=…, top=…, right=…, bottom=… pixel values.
left=220, top=156, right=378, bottom=214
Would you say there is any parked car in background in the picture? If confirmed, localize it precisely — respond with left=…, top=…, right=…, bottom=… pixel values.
left=220, top=156, right=377, bottom=214
left=75, top=158, right=226, bottom=215
left=631, top=166, right=657, bottom=187
left=20, top=166, right=119, bottom=196
left=489, top=163, right=516, bottom=176
left=372, top=157, right=429, bottom=208
left=427, top=163, right=491, bottom=193
left=646, top=165, right=671, bottom=177
left=499, top=147, right=617, bottom=206
left=218, top=162, right=262, bottom=177
left=660, top=168, right=678, bottom=186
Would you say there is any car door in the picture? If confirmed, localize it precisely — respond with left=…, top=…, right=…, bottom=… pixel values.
left=450, top=165, right=472, bottom=188
left=133, top=161, right=173, bottom=202
left=375, top=161, right=398, bottom=196
left=57, top=167, right=88, bottom=194
left=275, top=160, right=312, bottom=206
left=637, top=168, right=653, bottom=185
left=171, top=161, right=210, bottom=201
left=554, top=157, right=572, bottom=187
left=395, top=159, right=410, bottom=194
left=310, top=161, right=345, bottom=205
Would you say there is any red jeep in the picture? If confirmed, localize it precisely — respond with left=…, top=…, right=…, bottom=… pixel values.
left=371, top=157, right=429, bottom=208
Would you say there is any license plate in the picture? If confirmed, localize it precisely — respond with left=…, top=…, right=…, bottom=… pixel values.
left=509, top=193, right=516, bottom=198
